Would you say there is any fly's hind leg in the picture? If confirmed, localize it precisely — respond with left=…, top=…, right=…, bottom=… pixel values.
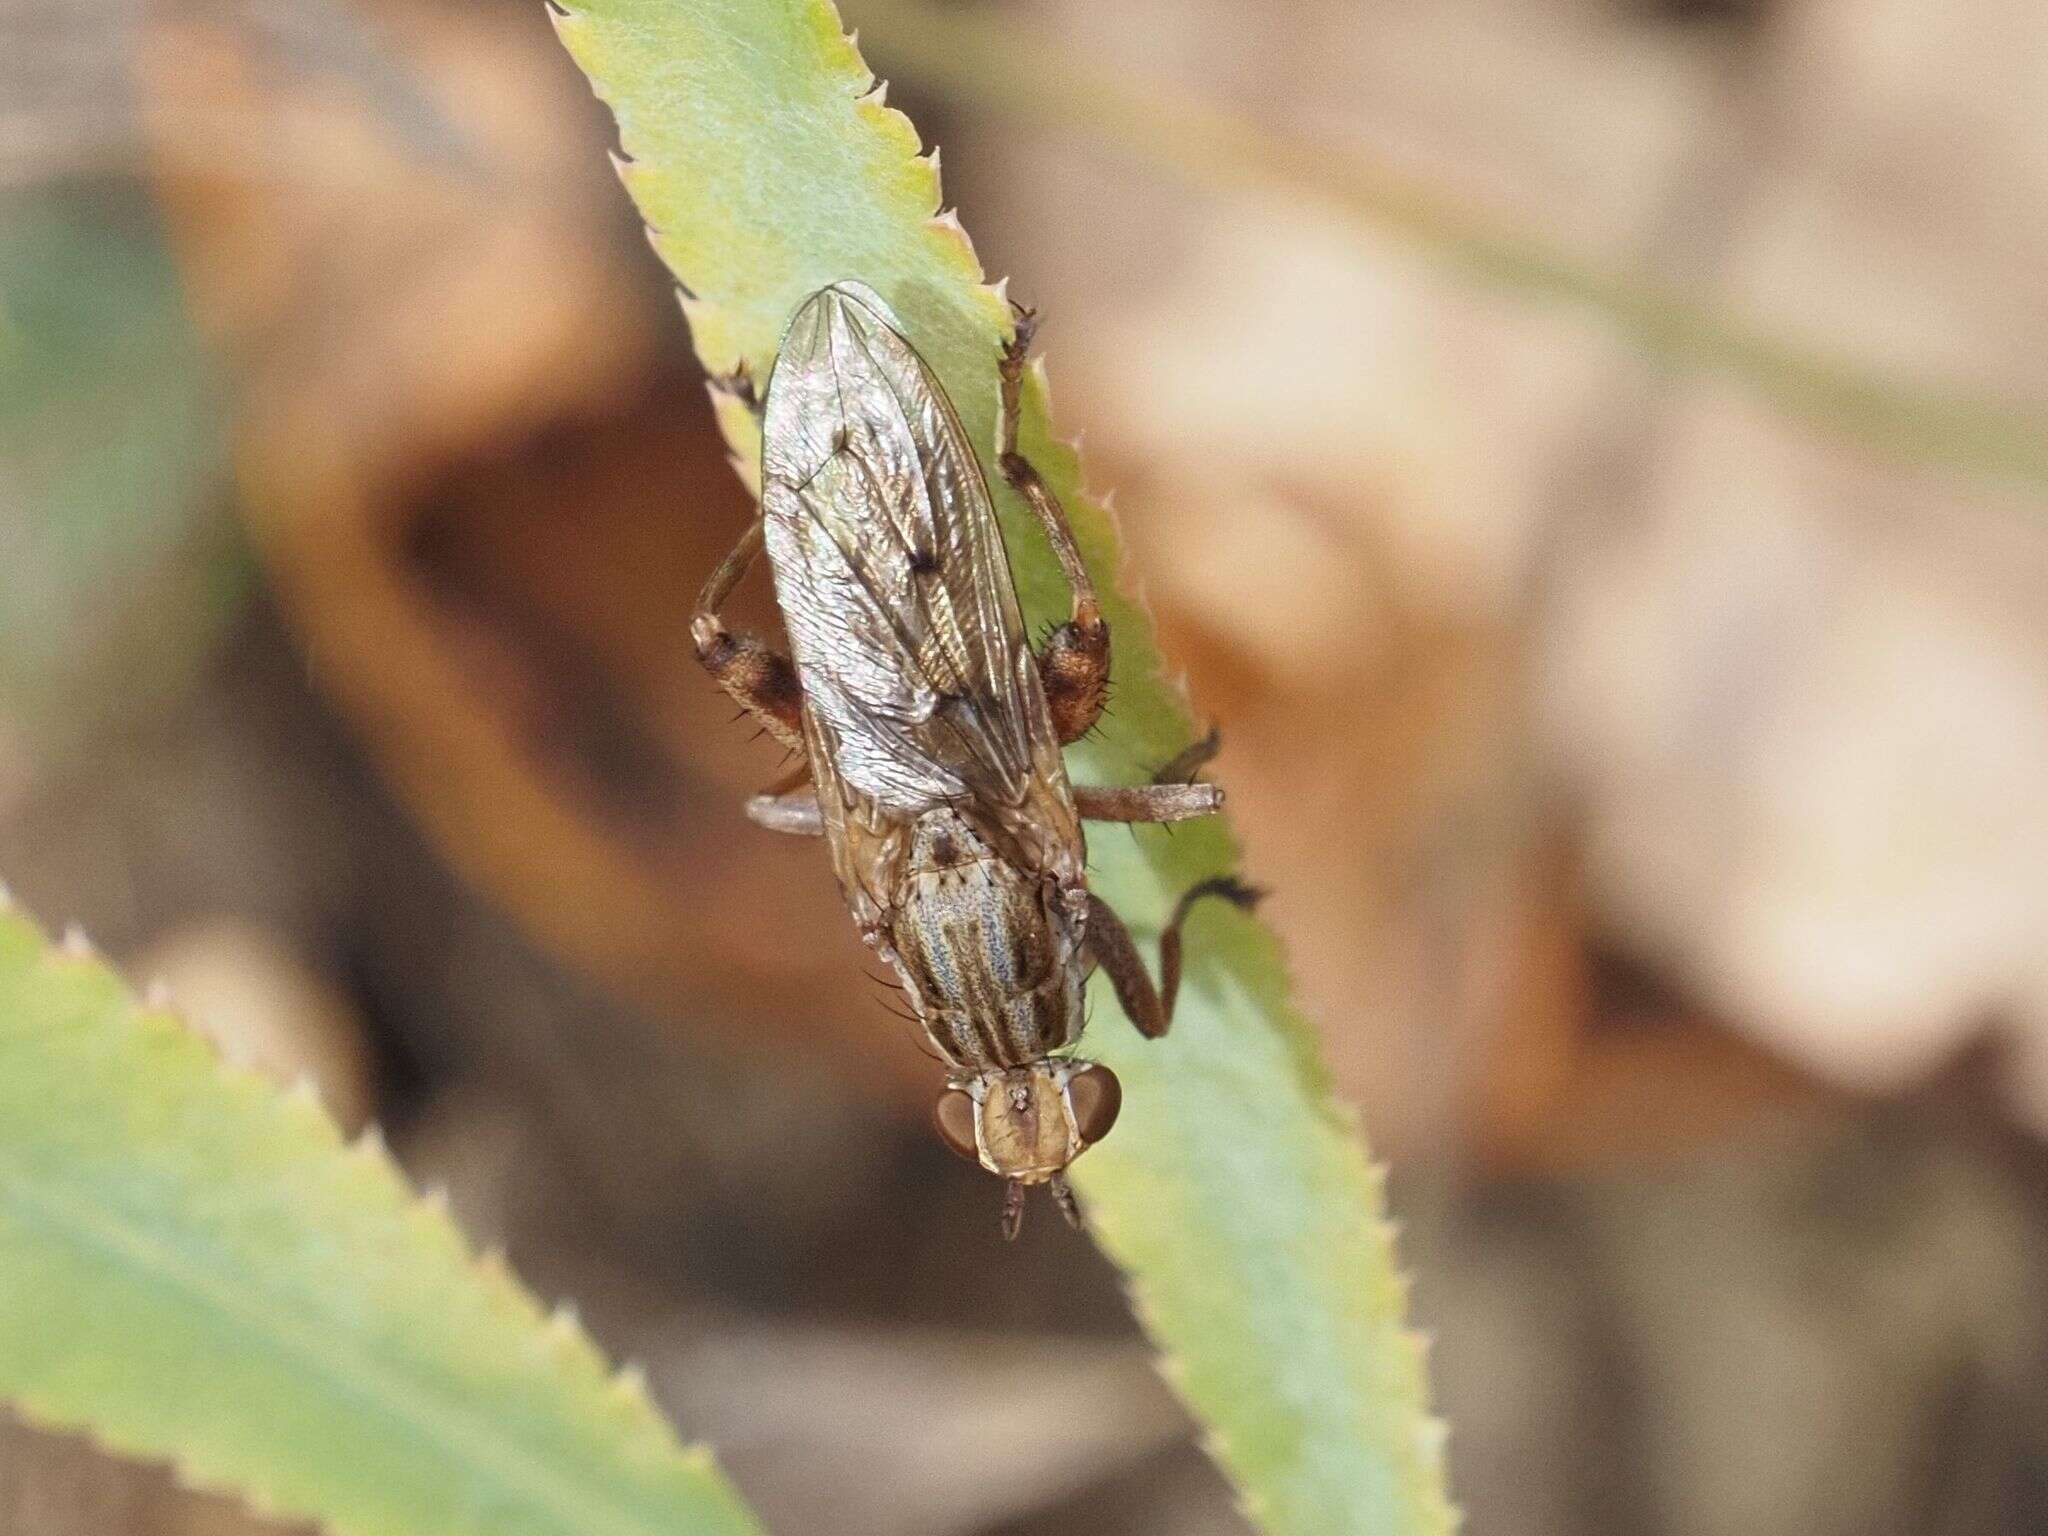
left=1084, top=876, right=1263, bottom=1038
left=999, top=308, right=1110, bottom=746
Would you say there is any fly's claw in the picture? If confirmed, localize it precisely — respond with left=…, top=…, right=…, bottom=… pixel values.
left=1201, top=874, right=1268, bottom=913
left=708, top=367, right=760, bottom=413
left=1001, top=299, right=1040, bottom=373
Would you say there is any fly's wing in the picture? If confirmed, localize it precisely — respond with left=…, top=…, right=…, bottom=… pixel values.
left=759, top=284, right=1070, bottom=834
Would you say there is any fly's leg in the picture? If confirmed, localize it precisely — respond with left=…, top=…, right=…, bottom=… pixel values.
left=1151, top=725, right=1221, bottom=786
left=745, top=787, right=824, bottom=836
left=999, top=308, right=1110, bottom=745
left=696, top=371, right=816, bottom=784
left=1084, top=877, right=1263, bottom=1038
left=1072, top=782, right=1222, bottom=822
left=692, top=513, right=807, bottom=757
left=752, top=771, right=1226, bottom=831
left=1048, top=1176, right=1082, bottom=1228
left=1072, top=728, right=1228, bottom=823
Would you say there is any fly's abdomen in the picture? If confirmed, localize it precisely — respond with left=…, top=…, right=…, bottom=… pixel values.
left=891, top=809, right=1083, bottom=1069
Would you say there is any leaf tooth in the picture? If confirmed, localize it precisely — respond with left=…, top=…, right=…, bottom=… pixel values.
left=924, top=205, right=987, bottom=280
left=547, top=1298, right=582, bottom=1336
left=349, top=1123, right=389, bottom=1163
left=1196, top=1422, right=1263, bottom=1529
left=677, top=288, right=716, bottom=336
left=419, top=1181, right=451, bottom=1215
left=59, top=923, right=97, bottom=960
left=0, top=879, right=13, bottom=910
left=611, top=1360, right=653, bottom=1407
left=476, top=1244, right=517, bottom=1287
left=544, top=2, right=588, bottom=55
left=144, top=977, right=174, bottom=1010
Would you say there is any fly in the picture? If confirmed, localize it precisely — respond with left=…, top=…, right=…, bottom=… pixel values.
left=690, top=281, right=1257, bottom=1237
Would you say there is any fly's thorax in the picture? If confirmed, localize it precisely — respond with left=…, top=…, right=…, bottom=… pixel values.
left=889, top=807, right=1086, bottom=1069
left=931, top=1061, right=1125, bottom=1183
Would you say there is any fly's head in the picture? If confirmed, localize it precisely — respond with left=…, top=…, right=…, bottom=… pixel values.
left=932, top=1060, right=1123, bottom=1238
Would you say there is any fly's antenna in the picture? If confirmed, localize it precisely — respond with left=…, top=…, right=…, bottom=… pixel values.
left=1001, top=1180, right=1028, bottom=1241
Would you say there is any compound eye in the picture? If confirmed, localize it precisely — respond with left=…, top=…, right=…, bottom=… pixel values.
left=933, top=1088, right=980, bottom=1163
left=1067, top=1064, right=1123, bottom=1147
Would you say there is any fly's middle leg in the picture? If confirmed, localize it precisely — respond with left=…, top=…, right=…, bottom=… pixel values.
left=1083, top=877, right=1263, bottom=1038
left=692, top=513, right=807, bottom=758
left=1071, top=727, right=1228, bottom=823
left=999, top=310, right=1110, bottom=746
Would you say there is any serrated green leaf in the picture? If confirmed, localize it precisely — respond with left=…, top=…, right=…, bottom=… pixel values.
left=0, top=904, right=764, bottom=1536
left=550, top=3, right=1455, bottom=1532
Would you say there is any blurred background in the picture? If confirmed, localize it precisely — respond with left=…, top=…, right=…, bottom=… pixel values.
left=6, top=0, right=2048, bottom=1530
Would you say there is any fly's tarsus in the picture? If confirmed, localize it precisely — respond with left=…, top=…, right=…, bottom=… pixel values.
left=1152, top=724, right=1223, bottom=786
left=1003, top=297, right=1039, bottom=360
left=1085, top=877, right=1263, bottom=1040
left=707, top=366, right=761, bottom=415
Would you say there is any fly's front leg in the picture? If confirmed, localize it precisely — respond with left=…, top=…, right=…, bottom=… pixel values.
left=694, top=370, right=809, bottom=762
left=999, top=309, right=1110, bottom=745
left=692, top=515, right=806, bottom=757
left=1084, top=877, right=1263, bottom=1038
